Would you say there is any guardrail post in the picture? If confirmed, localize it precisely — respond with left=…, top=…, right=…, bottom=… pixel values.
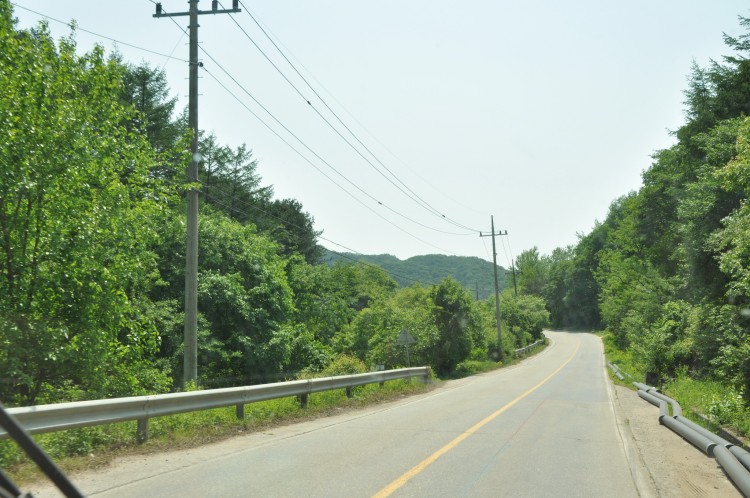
left=297, top=393, right=308, bottom=408
left=346, top=387, right=353, bottom=398
left=136, top=418, right=148, bottom=444
left=235, top=404, right=244, bottom=420
left=376, top=365, right=385, bottom=387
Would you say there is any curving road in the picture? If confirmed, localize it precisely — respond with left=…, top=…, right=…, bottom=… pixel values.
left=36, top=331, right=643, bottom=497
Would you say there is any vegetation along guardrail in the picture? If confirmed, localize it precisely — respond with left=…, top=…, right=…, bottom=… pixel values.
left=0, top=367, right=431, bottom=444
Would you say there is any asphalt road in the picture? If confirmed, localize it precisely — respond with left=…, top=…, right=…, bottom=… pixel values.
left=38, top=331, right=642, bottom=497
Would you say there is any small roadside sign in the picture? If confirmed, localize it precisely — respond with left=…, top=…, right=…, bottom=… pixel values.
left=396, top=329, right=416, bottom=345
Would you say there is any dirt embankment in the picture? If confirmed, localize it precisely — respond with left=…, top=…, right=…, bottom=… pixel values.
left=611, top=383, right=742, bottom=497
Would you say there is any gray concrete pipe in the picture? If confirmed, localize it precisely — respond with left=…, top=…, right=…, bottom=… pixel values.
left=675, top=415, right=732, bottom=448
left=633, top=382, right=682, bottom=417
left=715, top=445, right=750, bottom=497
left=649, top=390, right=683, bottom=417
left=607, top=363, right=624, bottom=380
left=730, top=446, right=750, bottom=473
left=637, top=390, right=669, bottom=419
left=635, top=383, right=750, bottom=495
left=635, top=386, right=715, bottom=455
left=659, top=414, right=717, bottom=456
left=676, top=414, right=750, bottom=474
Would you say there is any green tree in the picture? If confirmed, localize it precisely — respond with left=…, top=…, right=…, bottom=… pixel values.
left=195, top=210, right=294, bottom=385
left=344, top=285, right=438, bottom=369
left=515, top=247, right=546, bottom=296
left=500, top=293, right=550, bottom=346
left=118, top=60, right=184, bottom=154
left=199, top=131, right=231, bottom=200
left=0, top=11, right=179, bottom=403
left=542, top=246, right=574, bottom=328
left=261, top=198, right=323, bottom=264
left=431, top=278, right=479, bottom=375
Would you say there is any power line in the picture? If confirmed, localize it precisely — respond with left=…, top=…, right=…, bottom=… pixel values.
left=16, top=1, right=478, bottom=257
left=236, top=4, right=486, bottom=218
left=158, top=172, right=437, bottom=287
left=151, top=5, right=473, bottom=241
left=11, top=2, right=189, bottom=63
left=199, top=65, right=465, bottom=253
left=226, top=1, right=481, bottom=233
left=199, top=184, right=438, bottom=286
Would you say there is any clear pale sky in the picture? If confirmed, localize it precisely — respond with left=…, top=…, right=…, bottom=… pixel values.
left=10, top=1, right=750, bottom=266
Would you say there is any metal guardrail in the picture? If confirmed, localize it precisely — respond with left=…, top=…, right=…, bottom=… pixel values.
left=0, top=367, right=431, bottom=443
left=513, top=339, right=544, bottom=357
left=607, top=362, right=632, bottom=381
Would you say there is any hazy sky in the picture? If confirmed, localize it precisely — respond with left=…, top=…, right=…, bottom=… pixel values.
left=10, top=1, right=750, bottom=266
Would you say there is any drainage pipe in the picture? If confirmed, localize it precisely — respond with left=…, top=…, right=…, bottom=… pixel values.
left=608, top=363, right=624, bottom=380
left=634, top=383, right=750, bottom=493
left=676, top=414, right=750, bottom=475
left=675, top=415, right=732, bottom=448
left=729, top=446, right=750, bottom=473
left=633, top=382, right=683, bottom=417
left=637, top=387, right=716, bottom=456
left=715, top=445, right=750, bottom=497
left=637, top=390, right=669, bottom=419
left=649, top=391, right=683, bottom=418
left=658, top=414, right=717, bottom=456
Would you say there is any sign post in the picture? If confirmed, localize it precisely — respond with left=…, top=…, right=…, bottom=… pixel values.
left=396, top=329, right=416, bottom=367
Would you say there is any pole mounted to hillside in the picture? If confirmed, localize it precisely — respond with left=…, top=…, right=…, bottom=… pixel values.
left=154, top=0, right=241, bottom=387
left=480, top=216, right=507, bottom=361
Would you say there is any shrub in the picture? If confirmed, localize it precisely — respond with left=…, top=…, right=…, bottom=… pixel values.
left=320, top=354, right=367, bottom=377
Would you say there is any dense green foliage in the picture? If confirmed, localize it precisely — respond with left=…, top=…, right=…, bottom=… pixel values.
left=0, top=9, right=181, bottom=404
left=536, top=17, right=750, bottom=412
left=0, top=3, right=547, bottom=408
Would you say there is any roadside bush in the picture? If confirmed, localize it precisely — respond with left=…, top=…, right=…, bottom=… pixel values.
left=320, top=354, right=367, bottom=377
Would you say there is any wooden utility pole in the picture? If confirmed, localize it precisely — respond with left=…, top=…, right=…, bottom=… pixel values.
left=154, top=0, right=241, bottom=386
left=480, top=216, right=507, bottom=361
left=506, top=259, right=518, bottom=297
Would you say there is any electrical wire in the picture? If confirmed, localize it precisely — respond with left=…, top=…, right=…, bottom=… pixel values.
left=186, top=182, right=455, bottom=289
left=160, top=32, right=186, bottom=70
left=198, top=182, right=438, bottom=286
left=9, top=2, right=498, bottom=289
left=149, top=4, right=471, bottom=240
left=499, top=231, right=512, bottom=270
left=17, top=0, right=480, bottom=260
left=234, top=5, right=485, bottom=218
left=199, top=65, right=463, bottom=254
left=11, top=2, right=189, bottom=63
left=226, top=1, right=481, bottom=234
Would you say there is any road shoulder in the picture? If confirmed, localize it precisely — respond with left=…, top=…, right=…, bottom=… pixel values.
left=610, top=382, right=740, bottom=497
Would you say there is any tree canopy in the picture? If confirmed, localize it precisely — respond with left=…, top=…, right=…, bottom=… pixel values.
left=535, top=15, right=750, bottom=401
left=0, top=2, right=552, bottom=407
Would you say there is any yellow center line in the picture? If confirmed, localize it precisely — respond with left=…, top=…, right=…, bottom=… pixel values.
left=372, top=337, right=581, bottom=498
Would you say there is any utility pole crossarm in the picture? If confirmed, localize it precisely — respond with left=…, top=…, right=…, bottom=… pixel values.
left=154, top=1, right=241, bottom=17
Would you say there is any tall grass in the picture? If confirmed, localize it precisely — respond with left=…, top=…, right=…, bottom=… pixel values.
left=601, top=332, right=644, bottom=385
left=601, top=332, right=749, bottom=442
left=666, top=375, right=750, bottom=439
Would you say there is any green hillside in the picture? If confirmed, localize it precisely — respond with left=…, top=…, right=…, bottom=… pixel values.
left=323, top=251, right=508, bottom=300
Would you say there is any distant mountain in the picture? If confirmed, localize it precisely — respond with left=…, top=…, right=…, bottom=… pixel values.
left=322, top=250, right=508, bottom=300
